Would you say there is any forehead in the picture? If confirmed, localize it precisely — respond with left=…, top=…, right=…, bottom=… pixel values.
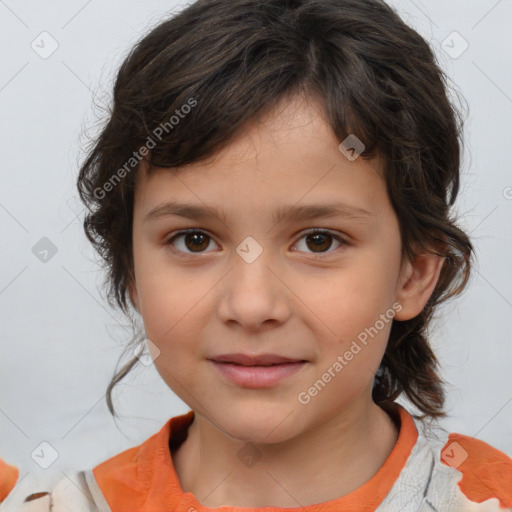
left=134, top=94, right=388, bottom=219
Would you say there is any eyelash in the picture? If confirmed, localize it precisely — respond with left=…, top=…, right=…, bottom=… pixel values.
left=164, top=228, right=348, bottom=258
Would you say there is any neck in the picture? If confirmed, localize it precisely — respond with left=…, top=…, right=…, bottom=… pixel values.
left=172, top=400, right=399, bottom=508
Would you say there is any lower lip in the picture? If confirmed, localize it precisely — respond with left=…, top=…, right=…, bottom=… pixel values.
left=209, top=360, right=306, bottom=388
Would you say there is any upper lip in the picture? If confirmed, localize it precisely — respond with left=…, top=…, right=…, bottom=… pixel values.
left=209, top=353, right=306, bottom=366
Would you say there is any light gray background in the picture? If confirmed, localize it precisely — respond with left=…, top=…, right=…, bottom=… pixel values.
left=1, top=0, right=511, bottom=490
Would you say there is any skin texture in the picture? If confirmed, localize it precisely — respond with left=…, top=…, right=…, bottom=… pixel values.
left=129, top=93, right=445, bottom=507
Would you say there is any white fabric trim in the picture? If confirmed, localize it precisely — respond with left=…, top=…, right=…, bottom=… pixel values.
left=0, top=471, right=111, bottom=512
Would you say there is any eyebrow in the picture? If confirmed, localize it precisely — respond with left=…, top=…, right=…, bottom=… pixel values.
left=143, top=200, right=375, bottom=226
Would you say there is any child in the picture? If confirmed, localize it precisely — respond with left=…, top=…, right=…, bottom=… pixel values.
left=1, top=0, right=511, bottom=510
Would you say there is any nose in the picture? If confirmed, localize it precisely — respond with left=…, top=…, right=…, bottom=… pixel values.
left=216, top=240, right=292, bottom=332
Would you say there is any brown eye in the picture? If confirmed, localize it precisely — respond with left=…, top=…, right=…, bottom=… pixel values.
left=292, top=229, right=347, bottom=255
left=167, top=230, right=218, bottom=254
left=306, top=232, right=332, bottom=252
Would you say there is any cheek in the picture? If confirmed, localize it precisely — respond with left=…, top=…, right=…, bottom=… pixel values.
left=303, top=261, right=394, bottom=334
left=140, top=279, right=203, bottom=395
left=134, top=244, right=197, bottom=335
left=302, top=253, right=397, bottom=370
left=134, top=264, right=213, bottom=365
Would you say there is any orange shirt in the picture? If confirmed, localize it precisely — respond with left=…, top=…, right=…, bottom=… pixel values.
left=1, top=404, right=512, bottom=511
left=92, top=404, right=418, bottom=511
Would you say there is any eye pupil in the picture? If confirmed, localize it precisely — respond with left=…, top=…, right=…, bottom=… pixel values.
left=307, top=233, right=332, bottom=252
left=185, top=232, right=210, bottom=252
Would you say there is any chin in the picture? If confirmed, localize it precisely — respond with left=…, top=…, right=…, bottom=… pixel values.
left=213, top=400, right=302, bottom=444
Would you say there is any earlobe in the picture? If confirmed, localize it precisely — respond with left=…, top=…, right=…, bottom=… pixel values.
left=394, top=252, right=446, bottom=321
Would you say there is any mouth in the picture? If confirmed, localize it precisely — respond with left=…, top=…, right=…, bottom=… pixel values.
left=208, top=353, right=308, bottom=388
left=208, top=353, right=307, bottom=366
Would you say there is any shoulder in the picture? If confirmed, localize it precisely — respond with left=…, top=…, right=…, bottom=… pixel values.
left=0, top=415, right=185, bottom=512
left=439, top=432, right=512, bottom=509
left=418, top=428, right=512, bottom=511
left=0, top=439, right=152, bottom=512
left=381, top=408, right=512, bottom=512
left=0, top=469, right=110, bottom=512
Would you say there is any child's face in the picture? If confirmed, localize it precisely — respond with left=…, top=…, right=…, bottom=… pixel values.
left=130, top=94, right=436, bottom=443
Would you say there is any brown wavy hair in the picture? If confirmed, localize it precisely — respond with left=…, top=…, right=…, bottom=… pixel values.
left=77, top=0, right=474, bottom=420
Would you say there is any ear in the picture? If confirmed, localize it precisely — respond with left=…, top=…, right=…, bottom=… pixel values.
left=393, top=249, right=446, bottom=321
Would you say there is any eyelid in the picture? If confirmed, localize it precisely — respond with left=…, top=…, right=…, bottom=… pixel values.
left=296, top=227, right=347, bottom=240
